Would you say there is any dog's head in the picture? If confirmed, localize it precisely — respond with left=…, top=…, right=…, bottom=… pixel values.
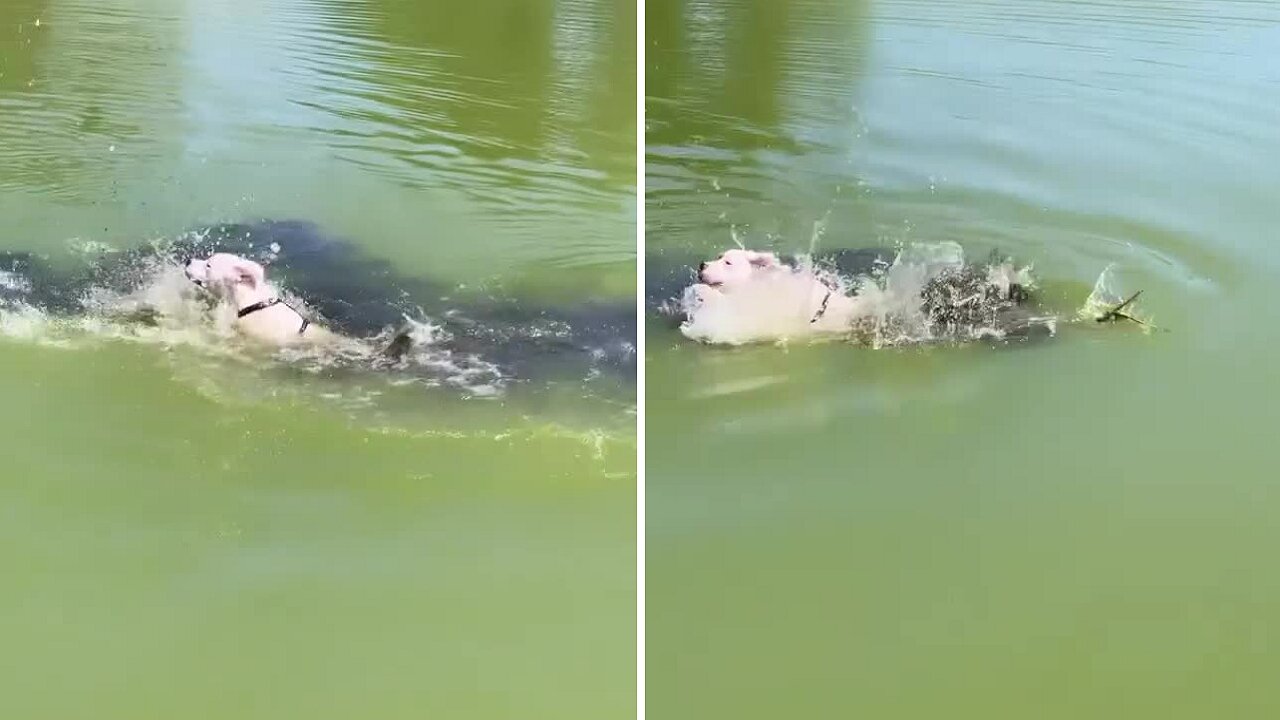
left=184, top=253, right=265, bottom=297
left=697, top=249, right=783, bottom=289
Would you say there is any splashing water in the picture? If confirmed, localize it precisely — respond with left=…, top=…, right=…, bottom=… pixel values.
left=679, top=242, right=1050, bottom=347
left=1078, top=264, right=1153, bottom=330
left=0, top=269, right=32, bottom=294
left=0, top=256, right=507, bottom=397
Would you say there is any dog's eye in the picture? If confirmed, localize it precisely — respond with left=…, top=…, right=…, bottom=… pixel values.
left=724, top=260, right=732, bottom=266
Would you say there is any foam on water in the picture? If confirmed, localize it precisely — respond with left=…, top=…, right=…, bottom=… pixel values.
left=0, top=269, right=32, bottom=294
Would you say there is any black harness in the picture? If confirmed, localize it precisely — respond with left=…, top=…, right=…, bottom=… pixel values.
left=810, top=289, right=832, bottom=324
left=237, top=298, right=310, bottom=335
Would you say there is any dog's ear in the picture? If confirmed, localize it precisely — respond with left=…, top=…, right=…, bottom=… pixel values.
left=746, top=251, right=779, bottom=268
left=232, top=259, right=265, bottom=288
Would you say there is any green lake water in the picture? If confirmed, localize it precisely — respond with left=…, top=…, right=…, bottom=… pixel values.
left=0, top=0, right=635, bottom=717
left=647, top=0, right=1280, bottom=717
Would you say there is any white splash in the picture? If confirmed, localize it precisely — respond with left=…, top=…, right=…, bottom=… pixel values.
left=679, top=242, right=1044, bottom=347
left=1078, top=264, right=1153, bottom=329
left=0, top=259, right=507, bottom=397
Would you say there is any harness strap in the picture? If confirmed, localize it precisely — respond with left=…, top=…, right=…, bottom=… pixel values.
left=237, top=298, right=310, bottom=335
left=810, top=289, right=832, bottom=324
left=236, top=298, right=281, bottom=318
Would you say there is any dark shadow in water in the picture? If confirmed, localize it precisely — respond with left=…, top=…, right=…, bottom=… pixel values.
left=306, top=0, right=636, bottom=209
left=0, top=220, right=636, bottom=385
left=646, top=0, right=868, bottom=151
left=647, top=0, right=791, bottom=150
left=646, top=0, right=872, bottom=250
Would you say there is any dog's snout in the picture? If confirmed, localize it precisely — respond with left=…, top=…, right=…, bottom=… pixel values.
left=698, top=262, right=707, bottom=271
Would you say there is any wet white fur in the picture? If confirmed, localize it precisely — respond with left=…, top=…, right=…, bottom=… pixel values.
left=184, top=253, right=337, bottom=346
left=687, top=248, right=860, bottom=342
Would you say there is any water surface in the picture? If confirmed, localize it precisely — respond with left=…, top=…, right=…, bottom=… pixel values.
left=0, top=0, right=635, bottom=717
left=647, top=1, right=1280, bottom=717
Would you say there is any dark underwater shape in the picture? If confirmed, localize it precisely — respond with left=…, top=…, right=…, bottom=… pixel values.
left=0, top=220, right=636, bottom=384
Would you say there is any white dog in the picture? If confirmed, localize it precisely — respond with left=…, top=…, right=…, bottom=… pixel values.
left=183, top=253, right=343, bottom=347
left=687, top=249, right=860, bottom=340
left=183, top=252, right=415, bottom=357
left=683, top=245, right=1052, bottom=345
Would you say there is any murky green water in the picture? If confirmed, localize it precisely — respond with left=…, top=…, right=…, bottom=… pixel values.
left=1, top=0, right=634, bottom=717
left=647, top=0, right=1280, bottom=717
